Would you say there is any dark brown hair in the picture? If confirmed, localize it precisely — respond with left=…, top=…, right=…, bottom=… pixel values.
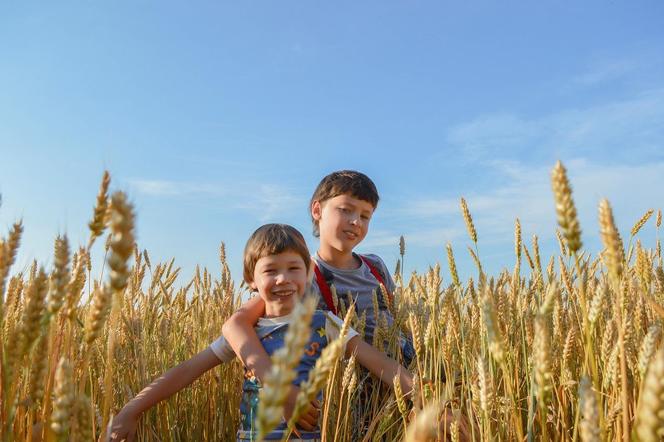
left=310, top=170, right=379, bottom=237
left=243, top=224, right=311, bottom=284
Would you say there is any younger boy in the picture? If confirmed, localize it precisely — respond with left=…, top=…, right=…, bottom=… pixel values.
left=108, top=223, right=413, bottom=442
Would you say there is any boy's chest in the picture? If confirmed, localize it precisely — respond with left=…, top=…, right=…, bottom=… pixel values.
left=246, top=315, right=329, bottom=380
left=313, top=279, right=387, bottom=314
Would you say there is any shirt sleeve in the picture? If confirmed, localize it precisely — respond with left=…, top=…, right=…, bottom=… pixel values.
left=208, top=335, right=236, bottom=363
left=325, top=312, right=359, bottom=355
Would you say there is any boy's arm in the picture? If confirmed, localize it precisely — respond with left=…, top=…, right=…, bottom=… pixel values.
left=346, top=335, right=413, bottom=396
left=221, top=296, right=272, bottom=380
left=109, top=348, right=221, bottom=441
left=348, top=336, right=471, bottom=440
left=223, top=296, right=320, bottom=431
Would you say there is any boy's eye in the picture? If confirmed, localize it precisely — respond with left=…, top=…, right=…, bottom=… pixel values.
left=360, top=215, right=370, bottom=220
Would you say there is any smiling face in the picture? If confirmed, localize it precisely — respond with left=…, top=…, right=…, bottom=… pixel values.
left=312, top=194, right=375, bottom=255
left=250, top=251, right=308, bottom=318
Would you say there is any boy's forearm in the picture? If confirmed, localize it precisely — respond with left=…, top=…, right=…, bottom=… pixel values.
left=222, top=297, right=272, bottom=381
left=122, top=349, right=220, bottom=416
left=348, top=337, right=414, bottom=394
left=374, top=354, right=414, bottom=395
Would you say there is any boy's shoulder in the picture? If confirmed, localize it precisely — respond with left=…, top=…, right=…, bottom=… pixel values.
left=358, top=253, right=388, bottom=268
left=357, top=253, right=391, bottom=279
left=312, top=252, right=388, bottom=272
left=312, top=252, right=394, bottom=289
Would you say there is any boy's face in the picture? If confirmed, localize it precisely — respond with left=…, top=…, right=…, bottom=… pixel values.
left=312, top=194, right=374, bottom=254
left=250, top=251, right=308, bottom=318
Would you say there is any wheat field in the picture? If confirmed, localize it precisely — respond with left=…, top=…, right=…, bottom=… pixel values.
left=1, top=163, right=663, bottom=441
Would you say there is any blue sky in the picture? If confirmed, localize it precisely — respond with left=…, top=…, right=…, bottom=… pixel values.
left=1, top=2, right=663, bottom=286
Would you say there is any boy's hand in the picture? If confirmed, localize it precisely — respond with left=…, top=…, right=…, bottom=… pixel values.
left=106, top=408, right=139, bottom=442
left=283, top=385, right=320, bottom=431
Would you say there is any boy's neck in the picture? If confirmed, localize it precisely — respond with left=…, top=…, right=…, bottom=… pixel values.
left=317, top=246, right=361, bottom=270
left=263, top=304, right=292, bottom=318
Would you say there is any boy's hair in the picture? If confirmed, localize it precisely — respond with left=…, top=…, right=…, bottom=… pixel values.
left=310, top=170, right=379, bottom=237
left=243, top=223, right=311, bottom=284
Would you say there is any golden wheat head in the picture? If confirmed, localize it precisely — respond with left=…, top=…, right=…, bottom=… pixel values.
left=551, top=161, right=583, bottom=254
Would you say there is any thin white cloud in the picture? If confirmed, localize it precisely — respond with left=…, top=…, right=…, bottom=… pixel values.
left=128, top=179, right=226, bottom=197
left=446, top=88, right=664, bottom=161
left=446, top=113, right=539, bottom=161
left=128, top=178, right=304, bottom=222
left=572, top=59, right=640, bottom=87
left=436, top=84, right=664, bottom=247
left=234, top=184, right=303, bottom=222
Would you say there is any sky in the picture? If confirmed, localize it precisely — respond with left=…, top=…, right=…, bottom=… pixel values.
left=1, top=2, right=663, bottom=288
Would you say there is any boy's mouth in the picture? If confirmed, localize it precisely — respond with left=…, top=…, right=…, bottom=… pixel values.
left=342, top=230, right=359, bottom=240
left=271, top=289, right=296, bottom=298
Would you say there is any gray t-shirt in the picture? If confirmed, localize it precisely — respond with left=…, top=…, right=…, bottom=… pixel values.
left=310, top=253, right=395, bottom=344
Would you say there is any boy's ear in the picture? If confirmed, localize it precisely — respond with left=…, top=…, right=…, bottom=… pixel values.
left=248, top=280, right=257, bottom=290
left=311, top=200, right=322, bottom=220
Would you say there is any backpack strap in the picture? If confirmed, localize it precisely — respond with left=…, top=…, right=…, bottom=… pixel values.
left=359, top=255, right=394, bottom=311
left=313, top=263, right=337, bottom=315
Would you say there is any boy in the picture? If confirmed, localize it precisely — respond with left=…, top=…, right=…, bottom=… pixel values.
left=222, top=171, right=415, bottom=430
left=108, top=223, right=414, bottom=442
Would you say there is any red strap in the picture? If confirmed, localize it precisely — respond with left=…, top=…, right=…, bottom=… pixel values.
left=313, top=264, right=337, bottom=315
left=313, top=256, right=393, bottom=315
left=359, top=255, right=394, bottom=310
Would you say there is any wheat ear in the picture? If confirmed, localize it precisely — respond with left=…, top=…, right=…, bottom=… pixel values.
left=87, top=170, right=110, bottom=249
left=287, top=305, right=355, bottom=432
left=460, top=197, right=478, bottom=244
left=578, top=375, right=600, bottom=442
left=598, top=199, right=624, bottom=283
left=47, top=235, right=70, bottom=316
left=404, top=402, right=442, bottom=442
left=446, top=243, right=460, bottom=287
left=51, top=357, right=74, bottom=441
left=630, top=208, right=654, bottom=237
left=0, top=221, right=23, bottom=306
left=256, top=296, right=316, bottom=440
left=634, top=347, right=664, bottom=442
left=551, top=160, right=582, bottom=254
left=101, top=191, right=136, bottom=430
